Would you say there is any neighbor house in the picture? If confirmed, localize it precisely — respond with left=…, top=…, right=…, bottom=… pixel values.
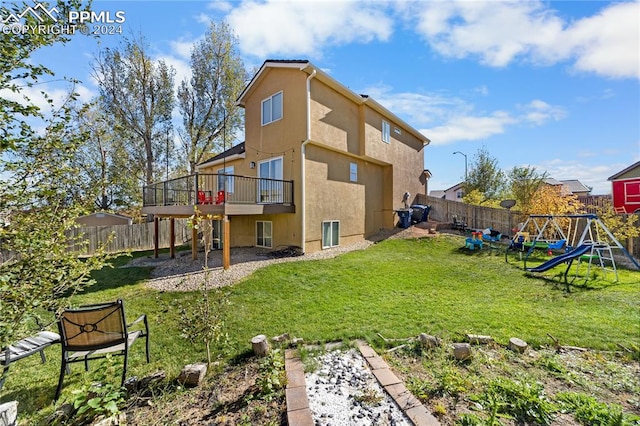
left=142, top=60, right=430, bottom=258
left=75, top=212, right=132, bottom=227
left=608, top=161, right=640, bottom=214
left=436, top=182, right=465, bottom=201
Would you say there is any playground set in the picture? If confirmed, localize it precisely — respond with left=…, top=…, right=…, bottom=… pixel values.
left=505, top=214, right=640, bottom=283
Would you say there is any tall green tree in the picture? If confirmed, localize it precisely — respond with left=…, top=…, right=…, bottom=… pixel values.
left=507, top=166, right=547, bottom=212
left=68, top=103, right=142, bottom=210
left=0, top=0, right=86, bottom=151
left=92, top=35, right=175, bottom=185
left=464, top=147, right=506, bottom=202
left=177, top=21, right=247, bottom=173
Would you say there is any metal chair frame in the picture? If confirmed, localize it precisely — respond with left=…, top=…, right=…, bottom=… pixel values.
left=55, top=299, right=149, bottom=401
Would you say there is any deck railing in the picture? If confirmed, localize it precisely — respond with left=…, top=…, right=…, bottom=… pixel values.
left=143, top=173, right=294, bottom=207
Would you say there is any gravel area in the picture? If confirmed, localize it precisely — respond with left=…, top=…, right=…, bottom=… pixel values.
left=306, top=349, right=412, bottom=426
left=125, top=225, right=436, bottom=292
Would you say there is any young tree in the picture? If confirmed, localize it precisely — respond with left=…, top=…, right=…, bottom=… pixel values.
left=465, top=147, right=506, bottom=201
left=92, top=35, right=175, bottom=185
left=0, top=1, right=109, bottom=349
left=177, top=21, right=248, bottom=173
left=526, top=185, right=583, bottom=216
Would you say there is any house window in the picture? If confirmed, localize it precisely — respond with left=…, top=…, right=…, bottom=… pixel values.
left=262, top=91, right=283, bottom=126
left=217, top=166, right=234, bottom=193
left=349, top=162, right=357, bottom=182
left=256, top=221, right=272, bottom=248
left=258, top=157, right=283, bottom=203
left=456, top=190, right=464, bottom=199
left=322, top=220, right=340, bottom=249
left=382, top=120, right=390, bottom=144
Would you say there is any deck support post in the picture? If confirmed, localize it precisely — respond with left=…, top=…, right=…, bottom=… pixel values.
left=169, top=217, right=175, bottom=259
left=153, top=217, right=159, bottom=258
left=223, top=215, right=230, bottom=270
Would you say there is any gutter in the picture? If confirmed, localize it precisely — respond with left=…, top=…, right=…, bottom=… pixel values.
left=300, top=68, right=316, bottom=253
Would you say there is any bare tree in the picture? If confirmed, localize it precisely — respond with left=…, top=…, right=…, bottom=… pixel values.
left=178, top=22, right=247, bottom=173
left=92, top=35, right=175, bottom=184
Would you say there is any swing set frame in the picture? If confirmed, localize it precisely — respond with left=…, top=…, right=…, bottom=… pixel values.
left=507, top=214, right=639, bottom=282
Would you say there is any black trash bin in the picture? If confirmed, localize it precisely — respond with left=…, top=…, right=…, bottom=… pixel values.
left=410, top=204, right=431, bottom=224
left=397, top=209, right=412, bottom=229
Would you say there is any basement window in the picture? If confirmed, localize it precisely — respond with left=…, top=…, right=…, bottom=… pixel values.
left=322, top=220, right=340, bottom=249
left=256, top=221, right=272, bottom=248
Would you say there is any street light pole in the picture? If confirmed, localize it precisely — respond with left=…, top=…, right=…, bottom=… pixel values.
left=453, top=151, right=468, bottom=181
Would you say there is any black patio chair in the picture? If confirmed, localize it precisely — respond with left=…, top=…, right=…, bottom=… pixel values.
left=54, top=299, right=149, bottom=401
left=451, top=215, right=468, bottom=232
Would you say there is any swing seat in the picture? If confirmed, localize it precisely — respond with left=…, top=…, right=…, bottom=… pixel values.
left=547, top=239, right=566, bottom=250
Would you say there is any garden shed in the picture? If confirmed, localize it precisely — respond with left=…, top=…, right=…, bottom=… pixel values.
left=608, top=161, right=640, bottom=214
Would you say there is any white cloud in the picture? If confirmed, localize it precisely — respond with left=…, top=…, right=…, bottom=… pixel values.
left=363, top=85, right=564, bottom=145
left=226, top=0, right=393, bottom=58
left=409, top=0, right=640, bottom=79
left=411, top=1, right=564, bottom=67
left=169, top=39, right=196, bottom=60
left=518, top=100, right=566, bottom=125
left=536, top=159, right=622, bottom=195
left=562, top=2, right=640, bottom=79
left=423, top=112, right=516, bottom=145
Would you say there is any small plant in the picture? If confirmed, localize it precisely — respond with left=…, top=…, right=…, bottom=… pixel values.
left=354, top=387, right=383, bottom=406
left=535, top=353, right=567, bottom=376
left=436, top=364, right=473, bottom=400
left=556, top=391, right=638, bottom=426
left=406, top=376, right=436, bottom=401
left=254, top=349, right=286, bottom=401
left=457, top=413, right=491, bottom=426
left=67, top=355, right=127, bottom=425
left=470, top=377, right=555, bottom=426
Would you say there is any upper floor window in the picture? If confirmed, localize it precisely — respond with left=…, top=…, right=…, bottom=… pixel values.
left=262, top=91, right=283, bottom=125
left=382, top=120, right=390, bottom=144
left=349, top=162, right=357, bottom=182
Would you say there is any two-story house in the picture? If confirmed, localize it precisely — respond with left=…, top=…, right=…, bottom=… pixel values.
left=142, top=60, right=430, bottom=263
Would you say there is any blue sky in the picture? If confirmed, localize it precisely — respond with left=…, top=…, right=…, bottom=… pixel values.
left=7, top=0, right=640, bottom=195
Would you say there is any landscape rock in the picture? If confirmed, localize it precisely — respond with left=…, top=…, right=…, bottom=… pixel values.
left=251, top=334, right=270, bottom=356
left=466, top=334, right=493, bottom=345
left=418, top=333, right=442, bottom=348
left=508, top=337, right=528, bottom=353
left=453, top=343, right=472, bottom=361
left=272, top=333, right=290, bottom=343
left=0, top=401, right=18, bottom=426
left=178, top=363, right=207, bottom=387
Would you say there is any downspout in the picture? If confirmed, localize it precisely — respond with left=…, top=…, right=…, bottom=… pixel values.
left=300, top=68, right=316, bottom=253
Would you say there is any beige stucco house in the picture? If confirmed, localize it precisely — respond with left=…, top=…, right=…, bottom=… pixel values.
left=142, top=60, right=430, bottom=258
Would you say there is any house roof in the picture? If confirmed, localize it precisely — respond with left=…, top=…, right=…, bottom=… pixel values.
left=429, top=190, right=445, bottom=198
left=198, top=142, right=246, bottom=168
left=443, top=182, right=465, bottom=192
left=544, top=178, right=562, bottom=186
left=608, top=161, right=640, bottom=181
left=236, top=59, right=430, bottom=146
left=559, top=179, right=591, bottom=193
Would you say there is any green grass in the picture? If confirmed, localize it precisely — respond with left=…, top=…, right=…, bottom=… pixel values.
left=2, top=234, right=638, bottom=423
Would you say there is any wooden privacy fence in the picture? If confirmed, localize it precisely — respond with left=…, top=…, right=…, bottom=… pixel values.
left=66, top=219, right=191, bottom=256
left=416, top=194, right=640, bottom=259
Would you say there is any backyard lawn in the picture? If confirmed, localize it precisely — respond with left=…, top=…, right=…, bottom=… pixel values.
left=2, top=233, right=639, bottom=424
